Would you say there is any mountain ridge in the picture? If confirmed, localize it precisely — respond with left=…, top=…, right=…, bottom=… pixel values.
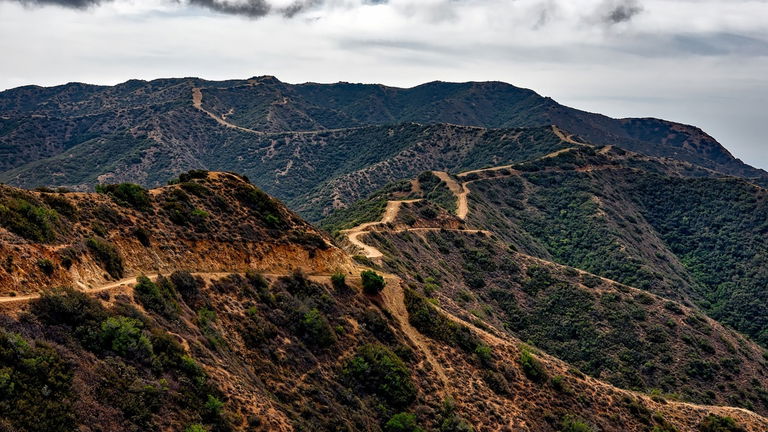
left=1, top=75, right=765, bottom=222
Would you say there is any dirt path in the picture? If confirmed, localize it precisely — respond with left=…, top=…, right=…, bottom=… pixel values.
left=380, top=275, right=450, bottom=393
left=432, top=171, right=468, bottom=220
left=457, top=164, right=517, bottom=178
left=192, top=88, right=266, bottom=135
left=340, top=199, right=422, bottom=258
left=192, top=87, right=367, bottom=137
left=0, top=271, right=334, bottom=305
left=551, top=125, right=582, bottom=145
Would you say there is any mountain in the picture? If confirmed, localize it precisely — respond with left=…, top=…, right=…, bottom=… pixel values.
left=1, top=76, right=765, bottom=221
left=321, top=146, right=768, bottom=412
left=1, top=172, right=767, bottom=432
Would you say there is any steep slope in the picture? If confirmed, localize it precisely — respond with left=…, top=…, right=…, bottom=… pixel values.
left=0, top=170, right=349, bottom=297
left=1, top=76, right=765, bottom=219
left=2, top=173, right=767, bottom=432
left=329, top=145, right=768, bottom=346
left=323, top=177, right=768, bottom=413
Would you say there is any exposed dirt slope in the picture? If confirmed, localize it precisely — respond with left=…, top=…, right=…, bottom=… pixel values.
left=0, top=171, right=352, bottom=296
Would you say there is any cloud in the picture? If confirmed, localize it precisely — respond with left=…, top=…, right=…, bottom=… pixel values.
left=7, top=0, right=105, bottom=7
left=1, top=0, right=325, bottom=17
left=187, top=0, right=271, bottom=17
left=600, top=0, right=643, bottom=24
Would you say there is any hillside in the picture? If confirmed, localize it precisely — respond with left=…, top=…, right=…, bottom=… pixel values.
left=322, top=165, right=768, bottom=413
left=1, top=173, right=768, bottom=431
left=1, top=76, right=765, bottom=221
left=0, top=170, right=349, bottom=297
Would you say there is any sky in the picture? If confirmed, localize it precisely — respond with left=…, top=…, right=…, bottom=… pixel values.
left=1, top=0, right=767, bottom=169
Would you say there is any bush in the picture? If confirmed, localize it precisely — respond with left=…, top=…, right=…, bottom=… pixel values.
left=519, top=349, right=547, bottom=383
left=404, top=289, right=483, bottom=354
left=178, top=170, right=209, bottom=183
left=37, top=258, right=55, bottom=276
left=96, top=183, right=151, bottom=211
left=185, top=425, right=208, bottom=432
left=474, top=344, right=494, bottom=368
left=133, top=275, right=179, bottom=318
left=133, top=227, right=151, bottom=247
left=362, top=270, right=386, bottom=295
left=561, top=416, right=593, bottom=432
left=344, top=343, right=416, bottom=407
left=0, top=331, right=75, bottom=432
left=0, top=197, right=58, bottom=242
left=235, top=184, right=283, bottom=226
left=300, top=308, right=336, bottom=348
left=171, top=271, right=204, bottom=305
left=331, top=271, right=347, bottom=291
left=86, top=237, right=124, bottom=279
left=698, top=415, right=746, bottom=432
left=32, top=287, right=109, bottom=350
left=385, top=413, right=424, bottom=432
left=99, top=316, right=154, bottom=361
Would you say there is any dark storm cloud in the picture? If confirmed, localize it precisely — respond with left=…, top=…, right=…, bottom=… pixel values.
left=6, top=0, right=106, bottom=8
left=188, top=0, right=270, bottom=18
left=602, top=0, right=643, bottom=24
left=2, top=0, right=324, bottom=17
left=280, top=0, right=322, bottom=18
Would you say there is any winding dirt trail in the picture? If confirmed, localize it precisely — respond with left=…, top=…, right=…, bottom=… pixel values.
left=339, top=199, right=422, bottom=259
left=431, top=171, right=468, bottom=220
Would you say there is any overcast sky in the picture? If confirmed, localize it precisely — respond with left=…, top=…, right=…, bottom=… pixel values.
left=1, top=0, right=766, bottom=169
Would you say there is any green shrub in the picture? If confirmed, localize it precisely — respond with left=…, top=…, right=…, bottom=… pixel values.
left=37, top=258, right=55, bottom=276
left=385, top=412, right=424, bottom=432
left=344, top=343, right=416, bottom=407
left=0, top=197, right=58, bottom=242
left=204, top=394, right=224, bottom=417
left=40, top=193, right=77, bottom=217
left=197, top=308, right=224, bottom=349
left=331, top=271, right=347, bottom=291
left=31, top=287, right=109, bottom=348
left=99, top=316, right=154, bottom=360
left=185, top=425, right=208, bottom=432
left=96, top=183, right=151, bottom=211
left=561, top=416, right=593, bottom=432
left=519, top=349, right=547, bottom=383
left=362, top=270, right=386, bottom=295
left=474, top=344, right=493, bottom=368
left=698, top=414, right=746, bottom=432
left=178, top=170, right=209, bottom=183
left=180, top=182, right=210, bottom=197
left=133, top=275, right=179, bottom=318
left=235, top=184, right=283, bottom=226
left=171, top=271, right=204, bottom=305
left=404, top=289, right=483, bottom=354
left=301, top=308, right=336, bottom=348
left=86, top=237, right=124, bottom=279
left=133, top=227, right=151, bottom=247
left=0, top=331, right=75, bottom=432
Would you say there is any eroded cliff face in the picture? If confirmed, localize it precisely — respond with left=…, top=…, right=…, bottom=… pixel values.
left=0, top=171, right=352, bottom=296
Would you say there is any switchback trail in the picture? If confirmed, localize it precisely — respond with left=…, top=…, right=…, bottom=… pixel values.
left=340, top=199, right=422, bottom=259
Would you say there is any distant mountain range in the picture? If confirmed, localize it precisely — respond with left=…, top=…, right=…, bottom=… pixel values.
left=1, top=76, right=765, bottom=220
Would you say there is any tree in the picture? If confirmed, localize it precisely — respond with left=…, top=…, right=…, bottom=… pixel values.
left=362, top=270, right=386, bottom=295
